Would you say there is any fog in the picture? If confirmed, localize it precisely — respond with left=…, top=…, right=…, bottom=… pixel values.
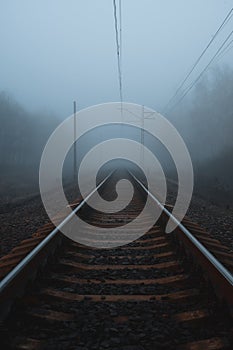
left=168, top=65, right=233, bottom=203
left=0, top=1, right=233, bottom=205
left=1, top=1, right=232, bottom=115
left=0, top=92, right=61, bottom=196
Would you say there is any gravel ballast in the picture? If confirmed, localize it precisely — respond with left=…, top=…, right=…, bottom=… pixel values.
left=1, top=182, right=233, bottom=258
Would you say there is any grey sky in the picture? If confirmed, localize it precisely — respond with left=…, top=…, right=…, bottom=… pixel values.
left=0, top=0, right=233, bottom=117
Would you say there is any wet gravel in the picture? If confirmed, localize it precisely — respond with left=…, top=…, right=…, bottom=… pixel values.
left=1, top=178, right=232, bottom=349
left=0, top=192, right=49, bottom=257
left=62, top=253, right=171, bottom=265
left=167, top=183, right=233, bottom=252
left=2, top=247, right=229, bottom=350
left=6, top=300, right=225, bottom=350
left=1, top=180, right=233, bottom=259
left=187, top=197, right=233, bottom=252
left=51, top=280, right=185, bottom=295
left=0, top=184, right=77, bottom=258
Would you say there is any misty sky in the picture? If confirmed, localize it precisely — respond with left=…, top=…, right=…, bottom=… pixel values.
left=1, top=0, right=233, bottom=118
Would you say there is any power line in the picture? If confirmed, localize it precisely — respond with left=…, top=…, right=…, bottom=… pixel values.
left=163, top=8, right=233, bottom=112
left=215, top=37, right=233, bottom=62
left=168, top=29, right=233, bottom=112
left=163, top=7, right=233, bottom=113
left=113, top=0, right=123, bottom=103
left=119, top=0, right=122, bottom=67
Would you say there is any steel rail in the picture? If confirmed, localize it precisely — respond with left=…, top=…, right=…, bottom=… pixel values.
left=130, top=172, right=233, bottom=287
left=0, top=171, right=114, bottom=294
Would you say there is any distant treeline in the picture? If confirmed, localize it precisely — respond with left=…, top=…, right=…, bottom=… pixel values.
left=169, top=65, right=233, bottom=203
left=0, top=92, right=59, bottom=169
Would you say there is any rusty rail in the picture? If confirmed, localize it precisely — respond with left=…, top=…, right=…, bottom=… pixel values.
left=0, top=171, right=114, bottom=320
left=131, top=171, right=233, bottom=311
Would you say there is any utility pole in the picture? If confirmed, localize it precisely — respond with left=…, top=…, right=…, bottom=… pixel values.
left=73, top=101, right=77, bottom=184
left=141, top=105, right=145, bottom=167
left=119, top=105, right=156, bottom=169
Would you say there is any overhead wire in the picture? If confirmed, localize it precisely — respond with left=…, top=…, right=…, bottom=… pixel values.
left=113, top=0, right=123, bottom=103
left=119, top=0, right=123, bottom=119
left=215, top=37, right=233, bottom=62
left=162, top=7, right=233, bottom=113
left=119, top=0, right=122, bottom=67
left=167, top=29, right=233, bottom=112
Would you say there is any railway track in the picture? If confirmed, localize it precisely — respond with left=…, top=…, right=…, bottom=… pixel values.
left=0, top=170, right=233, bottom=349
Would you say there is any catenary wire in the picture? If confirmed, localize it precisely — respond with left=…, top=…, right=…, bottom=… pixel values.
left=167, top=29, right=233, bottom=112
left=113, top=0, right=123, bottom=103
left=162, top=7, right=233, bottom=112
left=215, top=36, right=233, bottom=62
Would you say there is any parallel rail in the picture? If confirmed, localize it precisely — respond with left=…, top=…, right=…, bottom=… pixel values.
left=0, top=171, right=113, bottom=320
left=0, top=170, right=232, bottom=348
left=131, top=172, right=233, bottom=309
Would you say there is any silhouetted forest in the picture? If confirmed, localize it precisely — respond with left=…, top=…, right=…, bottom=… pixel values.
left=1, top=64, right=233, bottom=205
left=0, top=92, right=59, bottom=168
left=0, top=92, right=61, bottom=195
left=170, top=65, right=233, bottom=204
